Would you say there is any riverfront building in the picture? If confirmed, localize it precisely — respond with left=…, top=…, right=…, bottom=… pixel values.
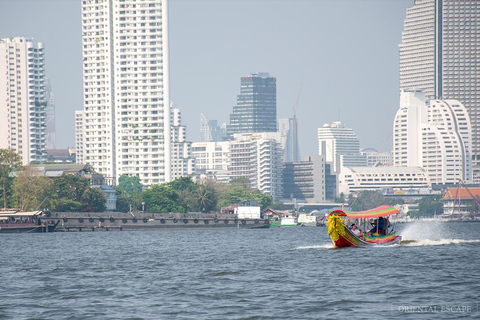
left=227, top=73, right=277, bottom=138
left=442, top=187, right=480, bottom=216
left=400, top=0, right=480, bottom=181
left=393, top=89, right=472, bottom=185
left=0, top=37, right=47, bottom=165
left=338, top=166, right=430, bottom=195
left=79, top=0, right=171, bottom=185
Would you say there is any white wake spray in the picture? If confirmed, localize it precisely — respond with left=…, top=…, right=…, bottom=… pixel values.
left=399, top=221, right=480, bottom=246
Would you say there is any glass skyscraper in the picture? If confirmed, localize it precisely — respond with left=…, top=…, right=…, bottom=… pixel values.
left=227, top=73, right=277, bottom=138
left=399, top=0, right=480, bottom=181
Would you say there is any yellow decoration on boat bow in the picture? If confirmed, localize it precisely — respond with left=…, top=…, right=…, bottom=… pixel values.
left=327, top=215, right=346, bottom=242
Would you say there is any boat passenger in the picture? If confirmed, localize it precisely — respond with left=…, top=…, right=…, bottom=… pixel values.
left=351, top=223, right=363, bottom=237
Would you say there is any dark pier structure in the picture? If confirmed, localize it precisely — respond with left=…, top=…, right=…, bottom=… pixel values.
left=51, top=212, right=270, bottom=232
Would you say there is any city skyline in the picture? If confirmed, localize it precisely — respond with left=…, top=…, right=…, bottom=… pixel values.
left=0, top=0, right=413, bottom=156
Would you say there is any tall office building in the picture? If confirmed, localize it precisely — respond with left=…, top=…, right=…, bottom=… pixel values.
left=0, top=37, right=47, bottom=165
left=227, top=73, right=277, bottom=138
left=80, top=0, right=170, bottom=185
left=279, top=117, right=301, bottom=163
left=399, top=0, right=480, bottom=181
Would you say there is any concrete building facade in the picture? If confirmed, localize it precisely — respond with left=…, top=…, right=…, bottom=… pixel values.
left=80, top=0, right=170, bottom=186
left=317, top=121, right=365, bottom=173
left=0, top=37, right=47, bottom=165
left=75, top=110, right=85, bottom=165
left=191, top=141, right=229, bottom=182
left=339, top=166, right=430, bottom=195
left=229, top=133, right=282, bottom=200
left=282, top=155, right=325, bottom=203
left=171, top=106, right=194, bottom=180
left=393, top=89, right=472, bottom=185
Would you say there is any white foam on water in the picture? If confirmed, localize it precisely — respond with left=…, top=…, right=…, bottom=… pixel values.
left=399, top=221, right=448, bottom=240
left=400, top=239, right=480, bottom=247
left=296, top=244, right=334, bottom=250
left=398, top=221, right=480, bottom=246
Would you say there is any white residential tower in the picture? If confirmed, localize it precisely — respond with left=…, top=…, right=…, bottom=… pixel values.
left=0, top=37, right=47, bottom=165
left=80, top=0, right=171, bottom=185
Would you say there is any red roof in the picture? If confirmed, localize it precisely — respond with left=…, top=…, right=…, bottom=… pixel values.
left=443, top=188, right=480, bottom=200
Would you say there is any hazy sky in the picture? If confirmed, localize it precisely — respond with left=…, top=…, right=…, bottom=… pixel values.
left=0, top=0, right=413, bottom=156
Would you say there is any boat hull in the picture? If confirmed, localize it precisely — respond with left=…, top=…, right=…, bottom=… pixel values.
left=327, top=215, right=401, bottom=248
left=331, top=230, right=402, bottom=248
left=0, top=223, right=58, bottom=233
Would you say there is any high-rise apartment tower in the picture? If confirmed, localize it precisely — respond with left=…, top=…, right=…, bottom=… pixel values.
left=0, top=37, right=47, bottom=165
left=80, top=0, right=171, bottom=185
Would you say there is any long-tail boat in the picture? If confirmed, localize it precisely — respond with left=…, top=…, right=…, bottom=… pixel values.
left=326, top=205, right=401, bottom=247
left=0, top=210, right=58, bottom=233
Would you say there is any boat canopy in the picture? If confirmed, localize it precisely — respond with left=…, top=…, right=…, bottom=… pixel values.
left=330, top=205, right=399, bottom=219
left=0, top=210, right=42, bottom=217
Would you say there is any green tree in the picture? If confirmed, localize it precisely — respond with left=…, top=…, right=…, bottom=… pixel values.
left=270, top=201, right=285, bottom=210
left=12, top=166, right=56, bottom=211
left=217, top=185, right=273, bottom=211
left=335, top=192, right=347, bottom=203
left=230, top=177, right=251, bottom=190
left=168, top=176, right=197, bottom=193
left=53, top=175, right=90, bottom=202
left=115, top=189, right=132, bottom=213
left=196, top=184, right=218, bottom=212
left=56, top=199, right=83, bottom=212
left=0, top=149, right=22, bottom=209
left=117, top=175, right=143, bottom=194
left=255, top=192, right=273, bottom=210
left=51, top=175, right=105, bottom=212
left=167, top=177, right=198, bottom=212
left=143, top=185, right=184, bottom=213
left=81, top=187, right=107, bottom=212
left=116, top=175, right=144, bottom=212
left=417, top=195, right=443, bottom=216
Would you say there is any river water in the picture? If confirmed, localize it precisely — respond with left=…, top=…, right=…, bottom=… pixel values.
left=0, top=221, right=479, bottom=319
